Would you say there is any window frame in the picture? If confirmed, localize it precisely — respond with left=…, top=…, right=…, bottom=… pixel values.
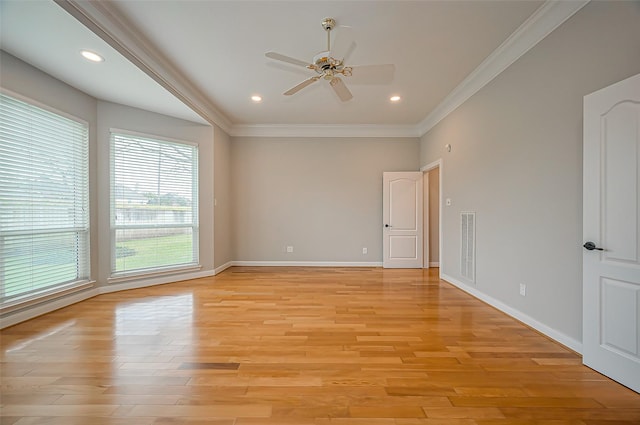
left=108, top=128, right=200, bottom=281
left=0, top=89, right=92, bottom=313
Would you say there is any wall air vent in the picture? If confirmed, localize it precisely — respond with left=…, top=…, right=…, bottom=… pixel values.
left=461, top=212, right=476, bottom=283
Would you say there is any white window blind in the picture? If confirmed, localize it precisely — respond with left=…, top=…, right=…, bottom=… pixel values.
left=0, top=92, right=90, bottom=310
left=110, top=131, right=198, bottom=277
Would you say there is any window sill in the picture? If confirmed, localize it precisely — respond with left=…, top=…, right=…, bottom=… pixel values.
left=107, top=264, right=202, bottom=284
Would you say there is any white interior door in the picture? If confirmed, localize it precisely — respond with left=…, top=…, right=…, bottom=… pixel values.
left=583, top=73, right=640, bottom=393
left=383, top=172, right=423, bottom=268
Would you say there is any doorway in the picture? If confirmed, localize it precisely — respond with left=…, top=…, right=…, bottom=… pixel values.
left=421, top=160, right=442, bottom=274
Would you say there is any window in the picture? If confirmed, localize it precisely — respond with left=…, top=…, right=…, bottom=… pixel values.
left=0, top=92, right=90, bottom=310
left=110, top=131, right=198, bottom=277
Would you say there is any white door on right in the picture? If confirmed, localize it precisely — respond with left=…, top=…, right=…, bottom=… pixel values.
left=583, top=73, right=640, bottom=393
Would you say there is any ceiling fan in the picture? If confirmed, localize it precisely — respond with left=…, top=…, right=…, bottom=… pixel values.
left=265, top=18, right=395, bottom=102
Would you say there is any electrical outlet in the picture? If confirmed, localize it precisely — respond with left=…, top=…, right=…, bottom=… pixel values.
left=362, top=247, right=368, bottom=254
left=286, top=246, right=294, bottom=253
left=519, top=283, right=526, bottom=296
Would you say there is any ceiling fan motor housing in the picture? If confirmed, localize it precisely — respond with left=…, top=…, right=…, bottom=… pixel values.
left=313, top=52, right=337, bottom=70
left=321, top=18, right=336, bottom=31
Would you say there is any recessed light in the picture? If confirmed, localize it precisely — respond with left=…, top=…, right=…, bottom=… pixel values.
left=251, top=95, right=262, bottom=102
left=80, top=50, right=104, bottom=62
left=390, top=95, right=401, bottom=102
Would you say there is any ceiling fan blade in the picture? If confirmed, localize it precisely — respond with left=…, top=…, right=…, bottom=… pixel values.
left=329, top=26, right=355, bottom=61
left=265, top=51, right=310, bottom=67
left=329, top=77, right=353, bottom=102
left=348, top=64, right=395, bottom=85
left=284, top=76, right=320, bottom=96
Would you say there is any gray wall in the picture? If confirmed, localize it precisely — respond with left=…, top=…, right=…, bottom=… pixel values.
left=214, top=125, right=232, bottom=268
left=231, top=137, right=420, bottom=262
left=96, top=101, right=215, bottom=283
left=419, top=1, right=640, bottom=344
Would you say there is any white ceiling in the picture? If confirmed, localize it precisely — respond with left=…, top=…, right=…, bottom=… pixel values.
left=2, top=0, right=584, bottom=136
left=0, top=0, right=207, bottom=125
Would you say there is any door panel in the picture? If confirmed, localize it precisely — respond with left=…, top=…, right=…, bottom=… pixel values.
left=603, top=102, right=638, bottom=264
left=383, top=172, right=423, bottom=268
left=601, top=278, right=639, bottom=357
left=583, top=73, right=640, bottom=393
left=389, top=235, right=418, bottom=259
left=390, top=179, right=418, bottom=230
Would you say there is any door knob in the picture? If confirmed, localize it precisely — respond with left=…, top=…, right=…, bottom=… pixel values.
left=583, top=241, right=604, bottom=251
left=385, top=224, right=391, bottom=228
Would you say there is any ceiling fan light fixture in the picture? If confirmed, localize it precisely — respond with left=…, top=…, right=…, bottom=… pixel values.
left=390, top=95, right=401, bottom=102
left=80, top=50, right=104, bottom=62
left=251, top=95, right=262, bottom=102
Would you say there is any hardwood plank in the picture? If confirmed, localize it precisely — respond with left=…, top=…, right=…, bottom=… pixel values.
left=52, top=394, right=182, bottom=405
left=423, top=406, right=505, bottom=419
left=450, top=396, right=605, bottom=408
left=0, top=405, right=120, bottom=416
left=178, top=363, right=240, bottom=370
left=11, top=418, right=155, bottom=425
left=125, top=405, right=272, bottom=418
left=349, top=405, right=426, bottom=418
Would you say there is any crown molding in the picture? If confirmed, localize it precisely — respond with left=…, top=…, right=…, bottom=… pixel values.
left=230, top=124, right=421, bottom=138
left=416, top=0, right=589, bottom=137
left=54, top=0, right=233, bottom=133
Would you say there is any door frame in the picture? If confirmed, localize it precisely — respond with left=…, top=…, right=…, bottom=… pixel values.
left=420, top=159, right=443, bottom=278
left=423, top=171, right=430, bottom=269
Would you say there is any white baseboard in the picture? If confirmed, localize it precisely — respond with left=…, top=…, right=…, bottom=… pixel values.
left=441, top=273, right=582, bottom=354
left=429, top=262, right=440, bottom=267
left=214, top=261, right=234, bottom=274
left=1, top=288, right=99, bottom=329
left=99, top=269, right=216, bottom=294
left=232, top=261, right=383, bottom=267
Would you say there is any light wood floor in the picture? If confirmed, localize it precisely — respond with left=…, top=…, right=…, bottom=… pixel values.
left=1, top=267, right=639, bottom=424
